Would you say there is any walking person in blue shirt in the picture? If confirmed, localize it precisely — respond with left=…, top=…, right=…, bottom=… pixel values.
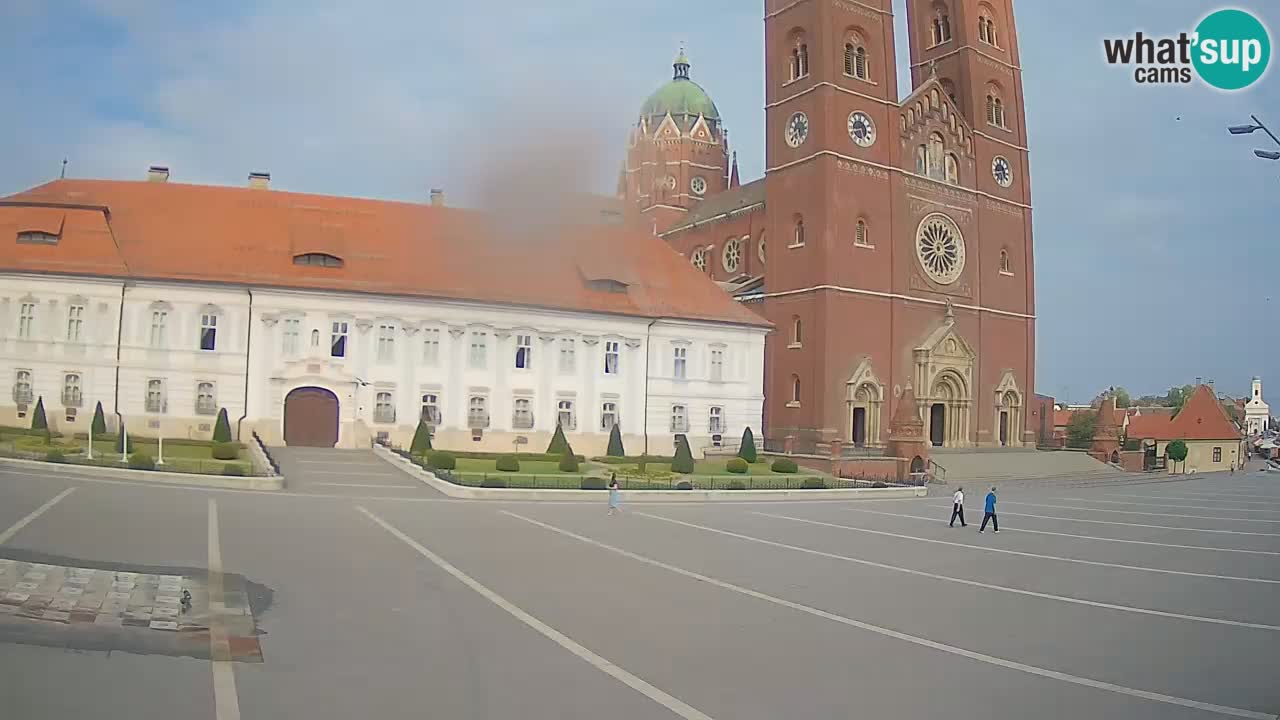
left=979, top=486, right=999, bottom=533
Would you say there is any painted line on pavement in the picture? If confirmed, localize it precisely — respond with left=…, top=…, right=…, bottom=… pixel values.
left=1000, top=500, right=1280, bottom=524
left=631, top=512, right=1278, bottom=629
left=753, top=512, right=1280, bottom=585
left=298, top=469, right=406, bottom=477
left=1053, top=497, right=1280, bottom=515
left=828, top=505, right=1280, bottom=556
left=0, top=487, right=76, bottom=545
left=207, top=500, right=241, bottom=720
left=293, top=461, right=386, bottom=467
left=1099, top=492, right=1280, bottom=507
left=1133, top=490, right=1280, bottom=502
left=503, top=511, right=1273, bottom=720
left=356, top=506, right=716, bottom=720
left=314, top=483, right=419, bottom=489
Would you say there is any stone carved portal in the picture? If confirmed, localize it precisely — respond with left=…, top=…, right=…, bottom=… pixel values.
left=993, top=370, right=1024, bottom=448
left=845, top=358, right=884, bottom=447
left=914, top=313, right=975, bottom=448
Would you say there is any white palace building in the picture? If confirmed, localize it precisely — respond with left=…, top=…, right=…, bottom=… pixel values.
left=0, top=171, right=768, bottom=456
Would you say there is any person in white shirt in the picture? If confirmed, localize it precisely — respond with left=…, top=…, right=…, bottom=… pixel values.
left=949, top=487, right=967, bottom=527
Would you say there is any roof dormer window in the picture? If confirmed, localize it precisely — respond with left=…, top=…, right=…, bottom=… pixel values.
left=293, top=253, right=344, bottom=268
left=17, top=231, right=59, bottom=245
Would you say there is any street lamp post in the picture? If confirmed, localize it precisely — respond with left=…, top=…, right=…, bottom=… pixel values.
left=1228, top=115, right=1280, bottom=164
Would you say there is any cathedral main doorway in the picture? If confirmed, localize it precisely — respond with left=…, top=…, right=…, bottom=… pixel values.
left=930, top=404, right=946, bottom=447
left=284, top=387, right=339, bottom=447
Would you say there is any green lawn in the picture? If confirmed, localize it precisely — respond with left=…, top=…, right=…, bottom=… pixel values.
left=454, top=458, right=573, bottom=474
left=0, top=431, right=252, bottom=476
left=611, top=460, right=795, bottom=477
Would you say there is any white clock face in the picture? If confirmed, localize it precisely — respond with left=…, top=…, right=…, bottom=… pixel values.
left=691, top=176, right=707, bottom=196
left=992, top=156, right=1013, bottom=188
left=785, top=112, right=809, bottom=148
left=847, top=111, right=876, bottom=148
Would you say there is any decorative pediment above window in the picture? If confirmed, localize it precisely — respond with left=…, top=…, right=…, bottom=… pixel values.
left=448, top=325, right=466, bottom=338
left=581, top=335, right=600, bottom=346
left=539, top=334, right=558, bottom=343
left=355, top=319, right=373, bottom=333
left=494, top=330, right=511, bottom=340
left=403, top=325, right=420, bottom=336
left=260, top=313, right=280, bottom=327
left=624, top=338, right=642, bottom=349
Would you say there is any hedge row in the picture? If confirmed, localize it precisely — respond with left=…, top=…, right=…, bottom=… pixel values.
left=418, top=449, right=584, bottom=463
left=592, top=455, right=674, bottom=465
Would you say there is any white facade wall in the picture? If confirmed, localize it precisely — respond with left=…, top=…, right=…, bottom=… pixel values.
left=0, top=273, right=767, bottom=457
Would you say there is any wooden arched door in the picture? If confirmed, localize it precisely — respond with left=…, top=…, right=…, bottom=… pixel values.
left=284, top=387, right=339, bottom=447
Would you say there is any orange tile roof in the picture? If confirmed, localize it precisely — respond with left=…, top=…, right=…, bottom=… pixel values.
left=1124, top=386, right=1241, bottom=441
left=1052, top=409, right=1073, bottom=427
left=0, top=179, right=768, bottom=328
left=1167, top=385, right=1242, bottom=441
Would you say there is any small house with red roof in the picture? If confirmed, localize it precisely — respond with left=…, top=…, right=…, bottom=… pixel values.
left=1122, top=385, right=1245, bottom=473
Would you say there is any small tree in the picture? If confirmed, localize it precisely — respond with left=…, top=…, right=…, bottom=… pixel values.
left=547, top=423, right=570, bottom=455
left=606, top=423, right=625, bottom=457
left=1166, top=439, right=1188, bottom=473
left=672, top=433, right=695, bottom=474
left=410, top=421, right=433, bottom=455
left=30, top=397, right=49, bottom=440
left=1065, top=411, right=1096, bottom=449
left=91, top=401, right=107, bottom=436
left=212, top=408, right=232, bottom=443
left=738, top=427, right=758, bottom=463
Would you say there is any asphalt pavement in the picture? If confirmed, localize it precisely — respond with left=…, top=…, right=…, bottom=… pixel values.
left=0, top=456, right=1277, bottom=719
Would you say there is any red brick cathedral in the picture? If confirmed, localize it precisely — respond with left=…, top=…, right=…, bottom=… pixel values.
left=623, top=0, right=1035, bottom=451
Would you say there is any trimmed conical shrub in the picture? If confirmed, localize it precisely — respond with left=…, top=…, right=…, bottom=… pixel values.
left=547, top=423, right=570, bottom=455
left=606, top=423, right=625, bottom=457
left=410, top=420, right=433, bottom=454
left=91, top=401, right=107, bottom=436
left=212, top=408, right=232, bottom=443
left=672, top=433, right=695, bottom=474
left=737, top=427, right=758, bottom=463
left=31, top=397, right=49, bottom=440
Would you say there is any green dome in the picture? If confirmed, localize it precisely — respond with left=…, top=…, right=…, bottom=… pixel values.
left=640, top=51, right=720, bottom=121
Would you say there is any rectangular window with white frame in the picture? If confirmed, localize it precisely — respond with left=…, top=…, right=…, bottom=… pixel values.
left=604, top=340, right=620, bottom=375
left=62, top=373, right=82, bottom=408
left=671, top=404, right=689, bottom=433
left=145, top=378, right=167, bottom=413
left=559, top=338, right=576, bottom=374
left=468, top=395, right=489, bottom=428
left=469, top=332, right=488, bottom=369
left=196, top=382, right=216, bottom=415
left=423, top=328, right=440, bottom=365
left=200, top=313, right=217, bottom=351
left=282, top=318, right=300, bottom=356
left=420, top=393, right=441, bottom=426
left=150, top=310, right=167, bottom=348
left=673, top=345, right=688, bottom=380
left=709, top=406, right=725, bottom=434
left=710, top=348, right=724, bottom=382
left=557, top=399, right=576, bottom=431
left=331, top=321, right=348, bottom=358
left=374, top=391, right=396, bottom=424
left=513, top=397, right=534, bottom=429
left=18, top=302, right=36, bottom=339
left=515, top=334, right=533, bottom=370
left=601, top=401, right=618, bottom=431
left=14, top=369, right=34, bottom=404
left=377, top=324, right=396, bottom=364
left=66, top=305, right=85, bottom=342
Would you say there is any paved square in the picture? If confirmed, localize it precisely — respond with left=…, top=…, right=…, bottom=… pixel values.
left=0, top=460, right=1277, bottom=719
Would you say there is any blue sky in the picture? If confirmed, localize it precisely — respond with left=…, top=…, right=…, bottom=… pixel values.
left=2, top=0, right=1277, bottom=403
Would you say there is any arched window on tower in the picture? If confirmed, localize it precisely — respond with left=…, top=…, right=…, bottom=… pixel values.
left=999, top=249, right=1012, bottom=275
left=854, top=219, right=871, bottom=248
left=945, top=153, right=960, bottom=185
left=792, top=215, right=806, bottom=248
left=986, top=90, right=1007, bottom=128
left=791, top=317, right=803, bottom=346
left=927, top=132, right=945, bottom=180
left=844, top=43, right=855, bottom=76
left=791, top=375, right=802, bottom=405
left=790, top=48, right=801, bottom=81
left=979, top=15, right=999, bottom=47
left=799, top=43, right=809, bottom=77
left=844, top=42, right=869, bottom=80
left=915, top=145, right=928, bottom=175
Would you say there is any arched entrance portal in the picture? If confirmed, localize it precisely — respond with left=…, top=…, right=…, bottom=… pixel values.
left=929, top=404, right=946, bottom=447
left=284, top=387, right=339, bottom=447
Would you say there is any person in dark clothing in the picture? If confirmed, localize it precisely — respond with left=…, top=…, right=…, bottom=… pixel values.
left=949, top=487, right=966, bottom=527
left=979, top=486, right=999, bottom=533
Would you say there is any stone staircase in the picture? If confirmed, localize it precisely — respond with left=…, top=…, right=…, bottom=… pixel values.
left=928, top=448, right=1124, bottom=484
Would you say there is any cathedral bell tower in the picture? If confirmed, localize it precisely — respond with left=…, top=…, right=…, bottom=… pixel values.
left=623, top=49, right=730, bottom=234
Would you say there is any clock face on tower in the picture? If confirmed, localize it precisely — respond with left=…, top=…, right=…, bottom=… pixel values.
left=785, top=112, right=809, bottom=148
left=992, top=156, right=1014, bottom=188
left=847, top=111, right=876, bottom=148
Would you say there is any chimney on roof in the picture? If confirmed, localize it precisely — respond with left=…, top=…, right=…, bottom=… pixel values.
left=1195, top=376, right=1202, bottom=386
left=248, top=172, right=271, bottom=190
left=147, top=165, right=170, bottom=183
left=429, top=188, right=445, bottom=207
